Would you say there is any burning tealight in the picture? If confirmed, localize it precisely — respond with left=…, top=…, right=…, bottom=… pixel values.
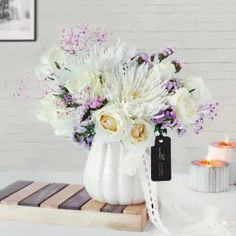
left=189, top=158, right=229, bottom=193
left=208, top=135, right=236, bottom=185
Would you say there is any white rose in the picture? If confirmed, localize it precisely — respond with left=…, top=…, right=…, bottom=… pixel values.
left=183, top=76, right=212, bottom=106
left=170, top=88, right=197, bottom=125
left=36, top=47, right=67, bottom=77
left=121, top=119, right=155, bottom=175
left=93, top=104, right=127, bottom=141
left=123, top=119, right=155, bottom=148
left=155, top=60, right=176, bottom=82
left=37, top=94, right=75, bottom=136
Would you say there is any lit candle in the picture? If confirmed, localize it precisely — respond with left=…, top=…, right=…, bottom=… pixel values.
left=189, top=158, right=229, bottom=193
left=208, top=135, right=236, bottom=185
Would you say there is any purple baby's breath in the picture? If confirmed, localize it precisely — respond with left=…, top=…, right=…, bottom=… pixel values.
left=13, top=77, right=30, bottom=101
left=60, top=25, right=109, bottom=55
left=76, top=96, right=105, bottom=123
left=86, top=136, right=94, bottom=146
left=158, top=47, right=176, bottom=62
left=89, top=96, right=106, bottom=109
left=192, top=101, right=218, bottom=134
left=63, top=93, right=74, bottom=106
left=81, top=118, right=93, bottom=127
left=159, top=47, right=176, bottom=57
left=177, top=127, right=188, bottom=137
left=78, top=135, right=94, bottom=149
left=77, top=138, right=91, bottom=149
left=136, top=52, right=150, bottom=63
left=171, top=60, right=183, bottom=73
left=76, top=104, right=89, bottom=122
left=165, top=79, right=183, bottom=93
left=75, top=126, right=87, bottom=133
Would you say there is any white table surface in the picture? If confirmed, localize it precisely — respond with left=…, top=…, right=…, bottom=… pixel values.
left=0, top=171, right=235, bottom=236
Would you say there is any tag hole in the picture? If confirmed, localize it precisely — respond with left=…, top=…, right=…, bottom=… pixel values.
left=159, top=140, right=163, bottom=143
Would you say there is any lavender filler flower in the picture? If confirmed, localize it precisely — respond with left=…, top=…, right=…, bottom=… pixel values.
left=73, top=97, right=107, bottom=149
left=152, top=106, right=187, bottom=136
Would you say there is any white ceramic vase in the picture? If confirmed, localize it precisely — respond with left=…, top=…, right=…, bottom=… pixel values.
left=83, top=140, right=144, bottom=205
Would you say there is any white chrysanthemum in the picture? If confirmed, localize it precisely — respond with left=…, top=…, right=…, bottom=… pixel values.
left=59, top=40, right=135, bottom=101
left=105, top=63, right=168, bottom=119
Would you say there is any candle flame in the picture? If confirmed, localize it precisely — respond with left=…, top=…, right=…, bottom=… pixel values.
left=206, top=155, right=212, bottom=166
left=218, top=134, right=231, bottom=148
left=224, top=134, right=230, bottom=146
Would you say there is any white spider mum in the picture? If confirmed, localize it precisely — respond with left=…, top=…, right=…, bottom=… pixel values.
left=59, top=40, right=135, bottom=102
left=105, top=63, right=168, bottom=119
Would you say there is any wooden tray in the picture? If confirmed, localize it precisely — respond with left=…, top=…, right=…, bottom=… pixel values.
left=0, top=181, right=149, bottom=231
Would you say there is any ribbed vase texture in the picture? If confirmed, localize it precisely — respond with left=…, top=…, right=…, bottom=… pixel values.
left=83, top=141, right=144, bottom=205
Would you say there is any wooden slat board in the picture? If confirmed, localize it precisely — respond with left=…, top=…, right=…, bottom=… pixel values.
left=102, top=204, right=127, bottom=214
left=41, top=184, right=84, bottom=208
left=0, top=181, right=149, bottom=232
left=19, top=183, right=68, bottom=207
left=1, top=182, right=49, bottom=205
left=81, top=199, right=106, bottom=212
left=0, top=181, right=33, bottom=201
left=59, top=188, right=91, bottom=210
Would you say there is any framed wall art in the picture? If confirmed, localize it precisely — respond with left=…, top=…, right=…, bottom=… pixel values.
left=0, top=0, right=36, bottom=41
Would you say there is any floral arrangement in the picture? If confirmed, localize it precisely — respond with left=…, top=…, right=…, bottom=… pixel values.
left=36, top=25, right=218, bottom=153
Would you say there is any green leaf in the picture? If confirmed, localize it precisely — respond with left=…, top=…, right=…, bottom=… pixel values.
left=54, top=61, right=61, bottom=69
left=189, top=88, right=196, bottom=93
left=162, top=129, right=167, bottom=134
left=154, top=125, right=168, bottom=136
left=53, top=93, right=64, bottom=99
left=158, top=54, right=165, bottom=62
left=67, top=103, right=80, bottom=108
left=59, top=85, right=69, bottom=93
left=64, top=67, right=71, bottom=72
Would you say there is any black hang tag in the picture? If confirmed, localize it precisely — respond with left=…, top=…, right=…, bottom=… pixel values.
left=151, top=136, right=172, bottom=181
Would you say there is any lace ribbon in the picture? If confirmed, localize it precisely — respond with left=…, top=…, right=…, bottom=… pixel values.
left=138, top=151, right=169, bottom=234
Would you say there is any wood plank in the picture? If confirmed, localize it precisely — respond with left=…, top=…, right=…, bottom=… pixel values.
left=123, top=203, right=146, bottom=215
left=81, top=199, right=106, bottom=212
left=40, top=184, right=84, bottom=208
left=0, top=181, right=33, bottom=201
left=101, top=204, right=127, bottom=214
left=123, top=203, right=148, bottom=231
left=19, top=183, right=68, bottom=207
left=1, top=182, right=49, bottom=205
left=0, top=181, right=149, bottom=231
left=59, top=188, right=91, bottom=210
left=0, top=204, right=144, bottom=232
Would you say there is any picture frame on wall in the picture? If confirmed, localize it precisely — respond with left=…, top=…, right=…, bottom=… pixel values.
left=0, top=0, right=36, bottom=41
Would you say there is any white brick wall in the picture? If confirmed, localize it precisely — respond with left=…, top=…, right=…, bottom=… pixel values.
left=0, top=0, right=235, bottom=171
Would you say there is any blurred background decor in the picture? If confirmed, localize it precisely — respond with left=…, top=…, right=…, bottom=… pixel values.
left=0, top=0, right=36, bottom=41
